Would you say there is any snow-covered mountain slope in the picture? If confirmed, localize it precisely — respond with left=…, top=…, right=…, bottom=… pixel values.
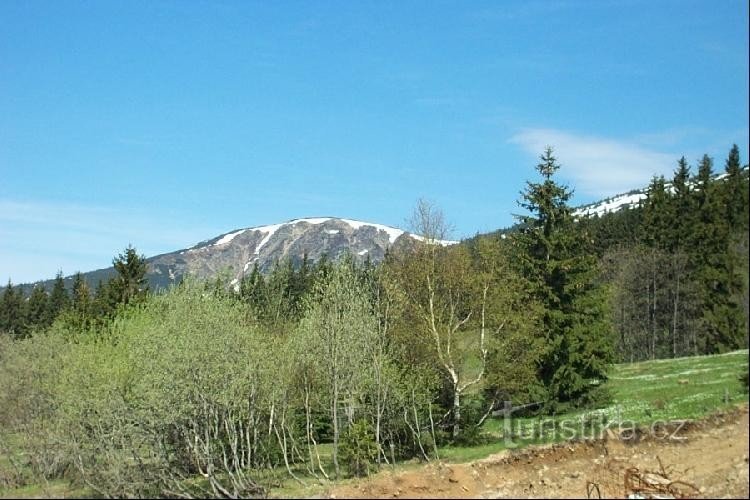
left=574, top=190, right=647, bottom=217
left=17, top=217, right=458, bottom=292
left=145, top=217, right=457, bottom=289
left=574, top=169, right=742, bottom=218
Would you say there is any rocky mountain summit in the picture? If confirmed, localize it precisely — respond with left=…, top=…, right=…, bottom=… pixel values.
left=147, top=217, right=457, bottom=289
left=24, top=217, right=458, bottom=292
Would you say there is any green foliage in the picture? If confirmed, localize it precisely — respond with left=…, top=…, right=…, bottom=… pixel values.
left=513, top=147, right=613, bottom=407
left=295, top=259, right=381, bottom=477
left=47, top=271, right=70, bottom=324
left=1, top=145, right=746, bottom=497
left=587, top=146, right=749, bottom=361
left=110, top=245, right=149, bottom=306
left=0, top=281, right=26, bottom=338
left=339, top=420, right=377, bottom=477
left=25, top=285, right=49, bottom=332
left=1, top=280, right=270, bottom=498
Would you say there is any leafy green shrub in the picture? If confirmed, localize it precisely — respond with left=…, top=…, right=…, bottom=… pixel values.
left=44, top=280, right=272, bottom=498
left=0, top=331, right=74, bottom=483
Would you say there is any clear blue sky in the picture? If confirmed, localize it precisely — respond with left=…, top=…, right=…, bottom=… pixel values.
left=1, top=0, right=748, bottom=284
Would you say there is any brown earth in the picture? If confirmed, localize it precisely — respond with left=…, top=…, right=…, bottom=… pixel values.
left=324, top=405, right=749, bottom=499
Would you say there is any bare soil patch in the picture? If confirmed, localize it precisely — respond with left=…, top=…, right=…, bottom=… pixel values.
left=325, top=405, right=749, bottom=499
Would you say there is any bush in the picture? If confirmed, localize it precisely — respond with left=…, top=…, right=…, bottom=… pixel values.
left=339, top=420, right=377, bottom=477
left=0, top=280, right=272, bottom=498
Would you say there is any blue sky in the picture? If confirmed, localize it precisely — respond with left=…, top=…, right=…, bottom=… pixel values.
left=1, top=0, right=748, bottom=284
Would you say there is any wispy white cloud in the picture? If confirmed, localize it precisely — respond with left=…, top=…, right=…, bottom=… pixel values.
left=0, top=199, right=215, bottom=284
left=509, top=128, right=676, bottom=197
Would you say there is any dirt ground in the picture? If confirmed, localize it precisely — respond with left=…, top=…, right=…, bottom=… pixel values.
left=325, top=405, right=749, bottom=499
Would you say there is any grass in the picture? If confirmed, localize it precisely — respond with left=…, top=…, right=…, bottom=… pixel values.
left=2, top=349, right=748, bottom=497
left=0, top=480, right=89, bottom=499
left=440, top=349, right=749, bottom=463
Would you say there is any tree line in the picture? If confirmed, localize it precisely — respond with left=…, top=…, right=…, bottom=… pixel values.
left=583, top=144, right=749, bottom=362
left=0, top=246, right=149, bottom=338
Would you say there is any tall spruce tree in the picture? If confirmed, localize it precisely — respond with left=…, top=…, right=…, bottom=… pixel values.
left=690, top=154, right=744, bottom=352
left=720, top=145, right=749, bottom=346
left=513, top=147, right=613, bottom=407
left=240, top=262, right=268, bottom=318
left=0, top=280, right=26, bottom=338
left=92, top=279, right=117, bottom=322
left=110, top=245, right=149, bottom=306
left=722, top=144, right=749, bottom=231
left=26, top=284, right=49, bottom=331
left=48, top=270, right=70, bottom=324
left=669, top=157, right=694, bottom=252
left=70, top=272, right=93, bottom=331
left=641, top=175, right=672, bottom=250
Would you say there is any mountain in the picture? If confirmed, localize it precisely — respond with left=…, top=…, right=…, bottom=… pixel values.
left=574, top=167, right=747, bottom=218
left=573, top=189, right=647, bottom=217
left=19, top=217, right=458, bottom=293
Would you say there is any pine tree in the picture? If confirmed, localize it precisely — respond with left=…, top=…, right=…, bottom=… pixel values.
left=0, top=280, right=26, bottom=337
left=70, top=272, right=93, bottom=331
left=641, top=175, right=672, bottom=250
left=110, top=245, right=149, bottom=306
left=722, top=144, right=749, bottom=232
left=513, top=147, right=613, bottom=407
left=265, top=259, right=296, bottom=324
left=26, top=284, right=49, bottom=331
left=48, top=270, right=70, bottom=324
left=719, top=146, right=750, bottom=346
left=295, top=252, right=313, bottom=303
left=92, top=279, right=117, bottom=322
left=669, top=157, right=694, bottom=252
left=690, top=154, right=745, bottom=352
left=240, top=262, right=268, bottom=317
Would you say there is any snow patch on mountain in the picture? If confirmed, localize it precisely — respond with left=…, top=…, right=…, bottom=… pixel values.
left=574, top=192, right=646, bottom=217
left=208, top=217, right=459, bottom=259
left=214, top=228, right=247, bottom=246
left=253, top=223, right=285, bottom=254
left=338, top=218, right=405, bottom=243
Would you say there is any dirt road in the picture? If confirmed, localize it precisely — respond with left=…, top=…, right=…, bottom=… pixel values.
left=325, top=405, right=749, bottom=499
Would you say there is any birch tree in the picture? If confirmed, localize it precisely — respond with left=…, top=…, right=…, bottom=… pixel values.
left=399, top=200, right=496, bottom=439
left=296, top=259, right=379, bottom=478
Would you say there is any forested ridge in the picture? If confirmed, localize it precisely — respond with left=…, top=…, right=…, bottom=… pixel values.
left=0, top=145, right=747, bottom=498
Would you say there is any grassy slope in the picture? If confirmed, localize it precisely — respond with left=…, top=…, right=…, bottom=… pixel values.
left=441, top=349, right=749, bottom=462
left=2, top=350, right=748, bottom=498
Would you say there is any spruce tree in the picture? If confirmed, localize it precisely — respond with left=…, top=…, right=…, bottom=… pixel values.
left=70, top=272, right=93, bottom=331
left=641, top=175, right=672, bottom=250
left=48, top=270, right=70, bottom=324
left=240, top=262, right=268, bottom=317
left=92, top=279, right=117, bottom=322
left=513, top=147, right=613, bottom=407
left=722, top=144, right=749, bottom=232
left=720, top=146, right=749, bottom=346
left=669, top=157, right=694, bottom=252
left=26, top=284, right=49, bottom=331
left=690, top=154, right=745, bottom=352
left=110, top=245, right=149, bottom=306
left=0, top=280, right=26, bottom=337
